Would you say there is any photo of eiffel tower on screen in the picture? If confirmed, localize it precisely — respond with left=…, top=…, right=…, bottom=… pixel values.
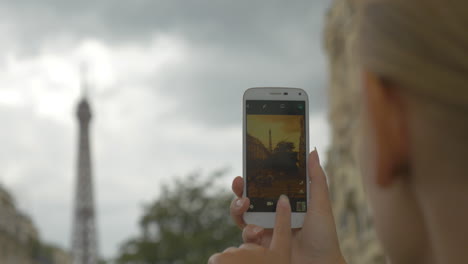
left=246, top=115, right=306, bottom=201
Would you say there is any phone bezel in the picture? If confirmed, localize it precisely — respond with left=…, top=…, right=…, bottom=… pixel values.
left=243, top=87, right=309, bottom=228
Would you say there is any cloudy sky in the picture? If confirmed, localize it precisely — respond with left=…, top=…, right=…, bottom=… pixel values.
left=0, top=0, right=332, bottom=259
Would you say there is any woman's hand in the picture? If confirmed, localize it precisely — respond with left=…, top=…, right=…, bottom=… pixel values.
left=208, top=195, right=293, bottom=264
left=225, top=149, right=346, bottom=264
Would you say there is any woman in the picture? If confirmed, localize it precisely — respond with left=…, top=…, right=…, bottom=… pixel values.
left=209, top=0, right=468, bottom=263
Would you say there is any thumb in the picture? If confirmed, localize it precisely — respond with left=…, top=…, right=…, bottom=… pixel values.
left=270, top=195, right=292, bottom=258
left=307, top=148, right=334, bottom=214
left=302, top=148, right=337, bottom=236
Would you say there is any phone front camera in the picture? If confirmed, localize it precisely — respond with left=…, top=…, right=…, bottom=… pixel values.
left=299, top=92, right=302, bottom=95
left=284, top=92, right=288, bottom=95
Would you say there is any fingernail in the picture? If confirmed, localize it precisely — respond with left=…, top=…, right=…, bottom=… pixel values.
left=311, top=147, right=320, bottom=166
left=253, top=226, right=263, bottom=234
left=235, top=198, right=244, bottom=208
left=278, top=194, right=289, bottom=208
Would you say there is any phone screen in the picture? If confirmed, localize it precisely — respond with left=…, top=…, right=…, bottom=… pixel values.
left=245, top=100, right=307, bottom=213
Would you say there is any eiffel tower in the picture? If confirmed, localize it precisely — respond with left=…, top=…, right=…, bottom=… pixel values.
left=71, top=68, right=99, bottom=264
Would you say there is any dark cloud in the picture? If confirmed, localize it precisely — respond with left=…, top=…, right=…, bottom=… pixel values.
left=2, top=0, right=329, bottom=50
left=153, top=46, right=328, bottom=126
left=1, top=0, right=330, bottom=126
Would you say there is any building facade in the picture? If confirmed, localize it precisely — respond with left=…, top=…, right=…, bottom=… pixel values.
left=0, top=185, right=72, bottom=264
left=324, top=0, right=386, bottom=263
left=0, top=184, right=39, bottom=264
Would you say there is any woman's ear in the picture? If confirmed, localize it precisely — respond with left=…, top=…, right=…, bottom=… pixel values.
left=362, top=70, right=410, bottom=187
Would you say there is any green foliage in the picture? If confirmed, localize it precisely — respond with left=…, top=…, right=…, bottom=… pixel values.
left=28, top=238, right=55, bottom=264
left=116, top=171, right=242, bottom=264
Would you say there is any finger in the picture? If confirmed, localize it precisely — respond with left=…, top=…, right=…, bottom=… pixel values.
left=208, top=253, right=220, bottom=264
left=270, top=195, right=292, bottom=257
left=239, top=243, right=263, bottom=250
left=242, top=225, right=264, bottom=244
left=230, top=197, right=250, bottom=229
left=302, top=148, right=336, bottom=231
left=308, top=148, right=334, bottom=213
left=231, top=176, right=244, bottom=198
left=223, top=247, right=238, bottom=253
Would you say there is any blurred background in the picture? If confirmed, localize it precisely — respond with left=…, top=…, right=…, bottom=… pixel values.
left=1, top=0, right=384, bottom=263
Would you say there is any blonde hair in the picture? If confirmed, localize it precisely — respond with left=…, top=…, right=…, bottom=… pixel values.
left=357, top=0, right=468, bottom=114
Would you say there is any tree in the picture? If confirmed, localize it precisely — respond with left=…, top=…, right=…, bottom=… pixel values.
left=116, top=171, right=242, bottom=264
left=273, top=141, right=295, bottom=153
left=271, top=141, right=298, bottom=172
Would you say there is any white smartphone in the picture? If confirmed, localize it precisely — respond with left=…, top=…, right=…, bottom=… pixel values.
left=243, top=87, right=309, bottom=228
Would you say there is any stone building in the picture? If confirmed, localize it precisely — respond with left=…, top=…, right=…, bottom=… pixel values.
left=0, top=184, right=39, bottom=264
left=0, top=184, right=72, bottom=264
left=323, top=0, right=386, bottom=263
